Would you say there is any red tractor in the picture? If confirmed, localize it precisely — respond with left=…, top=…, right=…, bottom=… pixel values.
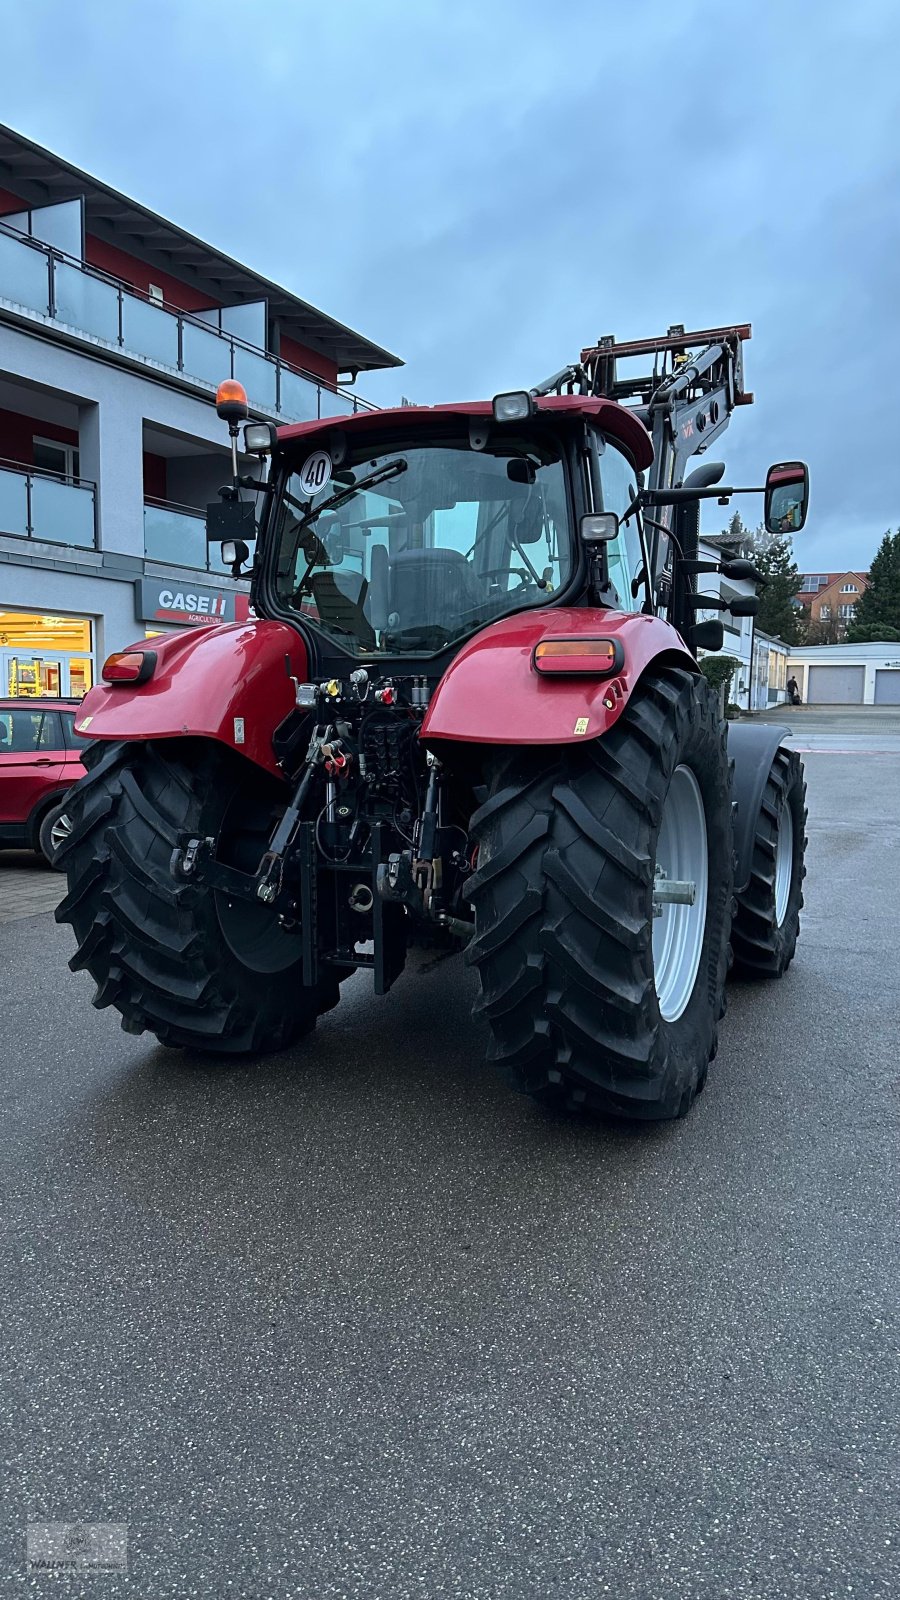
left=57, top=325, right=809, bottom=1120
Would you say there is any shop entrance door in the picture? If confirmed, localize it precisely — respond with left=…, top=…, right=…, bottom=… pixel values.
left=1, top=653, right=63, bottom=698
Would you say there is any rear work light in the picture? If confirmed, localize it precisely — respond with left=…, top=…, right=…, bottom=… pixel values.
left=101, top=650, right=156, bottom=685
left=533, top=638, right=624, bottom=676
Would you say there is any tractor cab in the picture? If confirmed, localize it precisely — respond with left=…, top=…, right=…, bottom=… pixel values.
left=220, top=395, right=656, bottom=675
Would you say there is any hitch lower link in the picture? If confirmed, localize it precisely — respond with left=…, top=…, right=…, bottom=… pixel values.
left=169, top=725, right=342, bottom=906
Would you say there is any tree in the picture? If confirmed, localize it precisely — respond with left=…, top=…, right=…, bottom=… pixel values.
left=749, top=528, right=804, bottom=645
left=845, top=623, right=900, bottom=644
left=723, top=509, right=748, bottom=548
left=846, top=531, right=900, bottom=641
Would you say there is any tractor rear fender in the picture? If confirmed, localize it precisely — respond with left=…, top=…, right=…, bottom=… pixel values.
left=422, top=608, right=697, bottom=749
left=72, top=619, right=307, bottom=780
left=727, top=721, right=792, bottom=893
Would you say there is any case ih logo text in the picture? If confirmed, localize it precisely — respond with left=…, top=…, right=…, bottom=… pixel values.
left=156, top=589, right=229, bottom=619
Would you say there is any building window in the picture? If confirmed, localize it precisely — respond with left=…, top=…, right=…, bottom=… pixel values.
left=820, top=605, right=831, bottom=618
left=840, top=583, right=857, bottom=593
left=33, top=436, right=80, bottom=481
left=838, top=604, right=855, bottom=619
left=802, top=574, right=829, bottom=591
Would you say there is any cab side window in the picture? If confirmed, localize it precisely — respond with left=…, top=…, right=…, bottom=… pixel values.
left=596, top=437, right=643, bottom=613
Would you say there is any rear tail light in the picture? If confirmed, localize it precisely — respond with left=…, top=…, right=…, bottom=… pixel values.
left=101, top=650, right=156, bottom=685
left=533, top=638, right=624, bottom=676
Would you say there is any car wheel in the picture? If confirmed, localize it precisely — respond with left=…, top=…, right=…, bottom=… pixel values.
left=39, top=801, right=73, bottom=869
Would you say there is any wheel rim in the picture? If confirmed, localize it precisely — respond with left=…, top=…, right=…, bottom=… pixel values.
left=652, top=765, right=709, bottom=1023
left=774, top=801, right=794, bottom=927
left=50, top=812, right=72, bottom=851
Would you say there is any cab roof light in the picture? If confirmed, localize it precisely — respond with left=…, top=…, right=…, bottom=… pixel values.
left=102, top=650, right=156, bottom=686
left=243, top=421, right=277, bottom=455
left=533, top=637, right=624, bottom=676
left=492, top=390, right=536, bottom=424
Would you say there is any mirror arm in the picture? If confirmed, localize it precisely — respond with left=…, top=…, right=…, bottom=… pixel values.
left=639, top=484, right=767, bottom=507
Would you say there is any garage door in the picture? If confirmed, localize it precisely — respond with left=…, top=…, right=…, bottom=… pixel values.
left=874, top=670, right=900, bottom=705
left=806, top=665, right=865, bottom=704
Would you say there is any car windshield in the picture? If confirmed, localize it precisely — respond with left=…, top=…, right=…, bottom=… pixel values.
left=273, top=436, right=572, bottom=655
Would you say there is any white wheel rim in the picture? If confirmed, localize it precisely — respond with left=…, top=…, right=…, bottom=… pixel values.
left=774, top=802, right=794, bottom=927
left=50, top=812, right=72, bottom=851
left=652, top=765, right=709, bottom=1023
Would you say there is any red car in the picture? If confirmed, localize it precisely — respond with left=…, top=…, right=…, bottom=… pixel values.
left=0, top=697, right=89, bottom=865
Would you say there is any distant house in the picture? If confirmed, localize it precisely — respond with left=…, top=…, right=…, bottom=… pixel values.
left=795, top=570, right=870, bottom=634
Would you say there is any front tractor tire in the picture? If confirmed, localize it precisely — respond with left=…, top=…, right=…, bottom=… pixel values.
left=466, top=667, right=733, bottom=1120
left=55, top=740, right=333, bottom=1054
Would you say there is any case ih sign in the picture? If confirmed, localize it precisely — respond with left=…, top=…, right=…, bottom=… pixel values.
left=134, top=579, right=248, bottom=627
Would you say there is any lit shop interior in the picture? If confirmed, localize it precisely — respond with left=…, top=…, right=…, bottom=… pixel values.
left=0, top=610, right=94, bottom=698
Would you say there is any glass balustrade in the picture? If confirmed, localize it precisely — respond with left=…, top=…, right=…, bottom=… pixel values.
left=0, top=229, right=50, bottom=316
left=0, top=225, right=369, bottom=427
left=30, top=476, right=96, bottom=547
left=54, top=258, right=120, bottom=344
left=121, top=294, right=180, bottom=369
left=144, top=500, right=256, bottom=575
left=144, top=502, right=209, bottom=571
left=0, top=463, right=96, bottom=547
left=0, top=466, right=29, bottom=536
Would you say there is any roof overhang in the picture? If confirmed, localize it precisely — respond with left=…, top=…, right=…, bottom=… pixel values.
left=0, top=122, right=402, bottom=374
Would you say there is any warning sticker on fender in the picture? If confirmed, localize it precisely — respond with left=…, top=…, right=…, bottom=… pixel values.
left=574, top=717, right=589, bottom=735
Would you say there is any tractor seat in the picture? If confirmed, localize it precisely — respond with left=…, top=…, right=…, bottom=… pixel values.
left=368, top=546, right=481, bottom=635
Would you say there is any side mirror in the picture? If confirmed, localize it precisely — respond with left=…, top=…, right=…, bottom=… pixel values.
left=580, top=512, right=620, bottom=543
left=764, top=461, right=809, bottom=535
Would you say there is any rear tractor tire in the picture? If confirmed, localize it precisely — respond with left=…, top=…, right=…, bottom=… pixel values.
left=731, top=747, right=807, bottom=978
left=466, top=667, right=734, bottom=1120
left=55, top=739, right=337, bottom=1054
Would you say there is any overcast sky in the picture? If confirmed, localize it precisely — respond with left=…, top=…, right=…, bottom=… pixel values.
left=3, top=0, right=898, bottom=569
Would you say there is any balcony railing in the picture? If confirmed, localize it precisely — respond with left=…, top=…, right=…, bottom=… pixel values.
left=0, top=457, right=97, bottom=547
left=0, top=221, right=372, bottom=424
left=144, top=497, right=246, bottom=576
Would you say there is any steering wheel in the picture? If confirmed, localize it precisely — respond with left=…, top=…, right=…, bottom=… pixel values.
left=476, top=566, right=534, bottom=591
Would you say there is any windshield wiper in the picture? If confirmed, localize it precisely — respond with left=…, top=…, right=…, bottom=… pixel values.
left=287, top=458, right=409, bottom=599
left=292, top=457, right=408, bottom=532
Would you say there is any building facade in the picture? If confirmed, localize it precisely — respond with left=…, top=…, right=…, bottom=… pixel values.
left=795, top=569, right=870, bottom=638
left=0, top=123, right=400, bottom=698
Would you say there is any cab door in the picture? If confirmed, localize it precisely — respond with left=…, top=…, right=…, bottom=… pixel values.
left=0, top=707, right=65, bottom=826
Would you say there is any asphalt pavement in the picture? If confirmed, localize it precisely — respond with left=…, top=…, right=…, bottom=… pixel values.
left=1, top=709, right=899, bottom=1598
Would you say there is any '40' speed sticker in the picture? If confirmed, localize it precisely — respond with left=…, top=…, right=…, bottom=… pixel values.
left=298, top=450, right=332, bottom=497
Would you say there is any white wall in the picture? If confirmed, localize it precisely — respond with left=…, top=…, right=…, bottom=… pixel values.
left=788, top=643, right=900, bottom=704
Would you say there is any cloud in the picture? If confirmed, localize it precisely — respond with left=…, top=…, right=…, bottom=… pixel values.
left=2, top=0, right=898, bottom=568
